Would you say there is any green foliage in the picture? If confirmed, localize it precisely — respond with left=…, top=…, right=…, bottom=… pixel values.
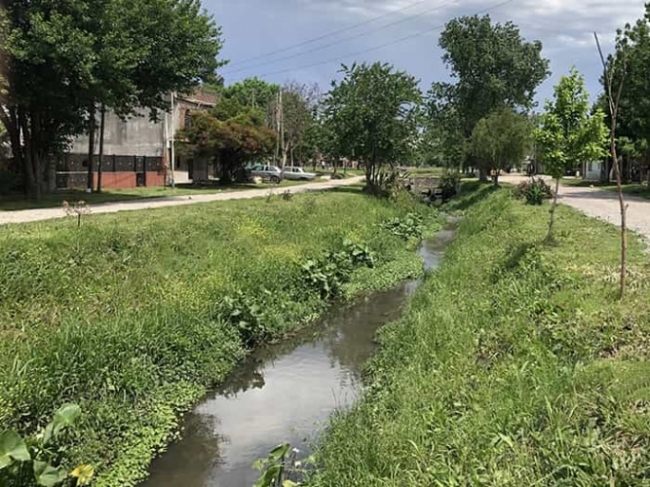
left=222, top=78, right=280, bottom=112
left=302, top=240, right=375, bottom=299
left=1, top=404, right=93, bottom=487
left=1, top=0, right=224, bottom=196
left=380, top=213, right=424, bottom=241
left=471, top=108, right=533, bottom=181
left=0, top=190, right=431, bottom=486
left=438, top=171, right=461, bottom=201
left=606, top=5, right=650, bottom=166
left=514, top=178, right=554, bottom=205
left=183, top=108, right=276, bottom=184
left=431, top=14, right=549, bottom=173
left=322, top=62, right=422, bottom=194
left=308, top=188, right=650, bottom=487
left=536, top=68, right=609, bottom=180
left=254, top=444, right=304, bottom=487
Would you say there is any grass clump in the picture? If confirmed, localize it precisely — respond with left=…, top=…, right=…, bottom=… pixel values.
left=308, top=187, right=650, bottom=487
left=0, top=188, right=441, bottom=487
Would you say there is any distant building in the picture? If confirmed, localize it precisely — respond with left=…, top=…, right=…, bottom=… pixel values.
left=56, top=89, right=217, bottom=190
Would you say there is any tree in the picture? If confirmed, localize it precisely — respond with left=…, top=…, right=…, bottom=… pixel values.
left=322, top=62, right=422, bottom=195
left=604, top=4, right=650, bottom=185
left=436, top=14, right=550, bottom=180
left=271, top=82, right=320, bottom=168
left=470, top=108, right=533, bottom=185
left=0, top=0, right=224, bottom=197
left=596, top=30, right=629, bottom=298
left=182, top=100, right=275, bottom=184
left=222, top=78, right=280, bottom=112
left=424, top=82, right=467, bottom=169
left=536, top=68, right=609, bottom=241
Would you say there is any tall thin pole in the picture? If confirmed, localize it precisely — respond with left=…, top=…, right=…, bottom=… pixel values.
left=170, top=92, right=176, bottom=189
left=86, top=104, right=96, bottom=193
left=97, top=104, right=105, bottom=193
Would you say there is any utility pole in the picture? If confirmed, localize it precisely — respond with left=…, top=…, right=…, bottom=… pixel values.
left=279, top=88, right=286, bottom=169
left=170, top=92, right=176, bottom=189
left=275, top=90, right=281, bottom=164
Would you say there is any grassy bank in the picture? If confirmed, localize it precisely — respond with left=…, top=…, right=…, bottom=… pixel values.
left=0, top=189, right=441, bottom=486
left=309, top=187, right=650, bottom=486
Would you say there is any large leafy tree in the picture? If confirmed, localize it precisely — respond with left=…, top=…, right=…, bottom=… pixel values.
left=183, top=99, right=275, bottom=184
left=0, top=0, right=224, bottom=197
left=322, top=62, right=422, bottom=195
left=605, top=4, right=650, bottom=184
left=536, top=68, right=609, bottom=240
left=434, top=14, right=550, bottom=178
left=471, top=108, right=533, bottom=185
left=221, top=78, right=280, bottom=112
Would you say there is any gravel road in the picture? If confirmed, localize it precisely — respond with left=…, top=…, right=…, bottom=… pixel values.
left=500, top=175, right=650, bottom=241
left=0, top=177, right=364, bottom=226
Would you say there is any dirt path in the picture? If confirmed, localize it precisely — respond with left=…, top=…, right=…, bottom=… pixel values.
left=500, top=174, right=650, bottom=240
left=0, top=177, right=364, bottom=226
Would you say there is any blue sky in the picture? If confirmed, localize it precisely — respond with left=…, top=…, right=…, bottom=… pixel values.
left=205, top=0, right=646, bottom=106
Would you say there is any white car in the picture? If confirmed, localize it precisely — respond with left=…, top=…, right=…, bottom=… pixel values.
left=282, top=167, right=318, bottom=181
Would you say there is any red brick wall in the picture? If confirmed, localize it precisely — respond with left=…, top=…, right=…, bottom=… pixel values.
left=98, top=171, right=166, bottom=189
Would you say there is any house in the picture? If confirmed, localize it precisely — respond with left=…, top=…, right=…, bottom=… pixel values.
left=55, top=89, right=217, bottom=190
left=582, top=160, right=603, bottom=181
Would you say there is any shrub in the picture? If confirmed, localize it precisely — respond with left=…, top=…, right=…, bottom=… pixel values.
left=380, top=213, right=424, bottom=241
left=439, top=171, right=461, bottom=201
left=515, top=177, right=554, bottom=205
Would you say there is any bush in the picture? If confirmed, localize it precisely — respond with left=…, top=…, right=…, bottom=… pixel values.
left=380, top=213, right=424, bottom=241
left=439, top=171, right=461, bottom=201
left=515, top=177, right=554, bottom=205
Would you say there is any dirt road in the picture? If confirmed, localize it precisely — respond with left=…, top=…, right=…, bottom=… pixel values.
left=500, top=175, right=650, bottom=240
left=0, top=177, right=364, bottom=226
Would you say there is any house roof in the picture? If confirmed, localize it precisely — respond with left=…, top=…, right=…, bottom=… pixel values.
left=176, top=89, right=218, bottom=108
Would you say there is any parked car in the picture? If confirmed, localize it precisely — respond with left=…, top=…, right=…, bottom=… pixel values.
left=282, top=166, right=318, bottom=181
left=249, top=164, right=283, bottom=183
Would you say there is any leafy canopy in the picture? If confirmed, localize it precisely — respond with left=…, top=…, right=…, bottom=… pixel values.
left=536, top=68, right=609, bottom=180
left=322, top=62, right=422, bottom=190
left=471, top=108, right=533, bottom=178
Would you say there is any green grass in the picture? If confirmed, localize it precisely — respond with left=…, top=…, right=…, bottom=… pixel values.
left=561, top=178, right=650, bottom=200
left=0, top=179, right=328, bottom=211
left=308, top=187, right=650, bottom=487
left=0, top=188, right=441, bottom=487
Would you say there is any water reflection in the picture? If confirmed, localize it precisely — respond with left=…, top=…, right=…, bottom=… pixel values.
left=141, top=229, right=453, bottom=487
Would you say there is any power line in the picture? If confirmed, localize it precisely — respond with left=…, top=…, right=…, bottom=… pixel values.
left=245, top=0, right=514, bottom=79
left=226, top=0, right=435, bottom=69
left=222, top=0, right=459, bottom=76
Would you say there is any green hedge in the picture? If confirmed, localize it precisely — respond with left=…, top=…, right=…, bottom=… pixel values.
left=309, top=188, right=650, bottom=486
left=0, top=190, right=441, bottom=486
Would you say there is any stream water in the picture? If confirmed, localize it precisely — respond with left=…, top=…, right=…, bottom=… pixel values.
left=141, top=226, right=456, bottom=487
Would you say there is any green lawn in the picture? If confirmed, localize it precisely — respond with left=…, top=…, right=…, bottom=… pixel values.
left=309, top=187, right=650, bottom=486
left=0, top=188, right=441, bottom=487
left=562, top=177, right=650, bottom=200
left=0, top=179, right=327, bottom=211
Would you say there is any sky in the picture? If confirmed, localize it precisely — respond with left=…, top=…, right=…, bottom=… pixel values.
left=205, top=0, right=646, bottom=106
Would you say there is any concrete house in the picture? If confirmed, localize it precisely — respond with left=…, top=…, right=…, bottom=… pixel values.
left=56, top=89, right=217, bottom=190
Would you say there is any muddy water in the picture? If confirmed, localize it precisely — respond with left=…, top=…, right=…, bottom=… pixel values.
left=141, top=228, right=455, bottom=487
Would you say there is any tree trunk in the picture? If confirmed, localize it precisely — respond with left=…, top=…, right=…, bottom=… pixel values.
left=18, top=108, right=38, bottom=198
left=97, top=105, right=106, bottom=193
left=546, top=178, right=561, bottom=241
left=87, top=104, right=96, bottom=192
left=479, top=167, right=488, bottom=183
left=610, top=138, right=627, bottom=298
